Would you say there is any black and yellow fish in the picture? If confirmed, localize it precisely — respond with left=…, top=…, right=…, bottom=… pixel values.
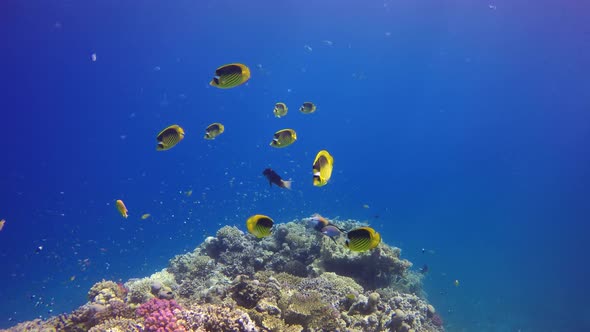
left=156, top=125, right=185, bottom=151
left=270, top=129, right=297, bottom=148
left=204, top=123, right=225, bottom=140
left=273, top=102, right=288, bottom=118
left=246, top=214, right=274, bottom=238
left=312, top=150, right=334, bottom=186
left=299, top=102, right=316, bottom=114
left=345, top=226, right=381, bottom=252
left=209, top=63, right=251, bottom=89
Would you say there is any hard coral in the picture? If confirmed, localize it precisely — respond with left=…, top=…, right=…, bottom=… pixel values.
left=280, top=291, right=345, bottom=331
left=136, top=298, right=186, bottom=332
left=88, top=280, right=126, bottom=304
left=93, top=299, right=135, bottom=322
left=178, top=303, right=257, bottom=332
left=431, top=312, right=444, bottom=327
left=88, top=317, right=142, bottom=332
left=168, top=253, right=213, bottom=282
left=126, top=270, right=178, bottom=304
left=318, top=236, right=412, bottom=289
left=230, top=275, right=272, bottom=309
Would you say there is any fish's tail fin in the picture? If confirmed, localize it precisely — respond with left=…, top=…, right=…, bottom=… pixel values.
left=282, top=180, right=293, bottom=190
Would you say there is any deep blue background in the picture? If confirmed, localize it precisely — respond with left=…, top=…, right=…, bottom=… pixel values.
left=1, top=0, right=589, bottom=330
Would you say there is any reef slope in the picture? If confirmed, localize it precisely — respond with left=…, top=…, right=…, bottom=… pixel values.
left=4, top=219, right=444, bottom=332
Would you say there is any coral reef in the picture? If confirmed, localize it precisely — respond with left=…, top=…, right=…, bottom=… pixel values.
left=169, top=220, right=413, bottom=291
left=3, top=218, right=444, bottom=332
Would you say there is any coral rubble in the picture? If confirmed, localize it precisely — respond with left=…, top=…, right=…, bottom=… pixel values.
left=2, top=219, right=444, bottom=332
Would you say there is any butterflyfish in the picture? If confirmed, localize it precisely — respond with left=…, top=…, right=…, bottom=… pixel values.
left=312, top=150, right=334, bottom=187
left=156, top=125, right=185, bottom=151
left=345, top=226, right=381, bottom=252
left=210, top=63, right=251, bottom=89
left=246, top=214, right=274, bottom=238
left=0, top=219, right=5, bottom=232
left=262, top=168, right=292, bottom=189
left=270, top=129, right=297, bottom=148
left=204, top=123, right=225, bottom=140
left=115, top=200, right=128, bottom=218
left=299, top=102, right=316, bottom=114
left=273, top=102, right=288, bottom=118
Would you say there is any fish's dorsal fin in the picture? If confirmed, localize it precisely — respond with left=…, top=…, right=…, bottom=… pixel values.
left=330, top=224, right=345, bottom=233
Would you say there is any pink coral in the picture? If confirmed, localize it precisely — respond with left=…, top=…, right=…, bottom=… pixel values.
left=136, top=298, right=187, bottom=332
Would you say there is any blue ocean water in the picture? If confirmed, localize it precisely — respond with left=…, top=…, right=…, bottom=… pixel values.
left=1, top=0, right=589, bottom=331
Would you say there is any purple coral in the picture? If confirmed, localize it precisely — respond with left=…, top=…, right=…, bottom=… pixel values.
left=136, top=298, right=186, bottom=332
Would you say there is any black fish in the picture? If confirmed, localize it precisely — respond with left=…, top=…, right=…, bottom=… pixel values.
left=262, top=168, right=292, bottom=189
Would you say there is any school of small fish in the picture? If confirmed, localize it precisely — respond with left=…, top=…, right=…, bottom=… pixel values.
left=113, top=62, right=383, bottom=253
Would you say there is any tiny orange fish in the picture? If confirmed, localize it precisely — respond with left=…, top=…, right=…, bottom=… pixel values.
left=116, top=200, right=128, bottom=218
